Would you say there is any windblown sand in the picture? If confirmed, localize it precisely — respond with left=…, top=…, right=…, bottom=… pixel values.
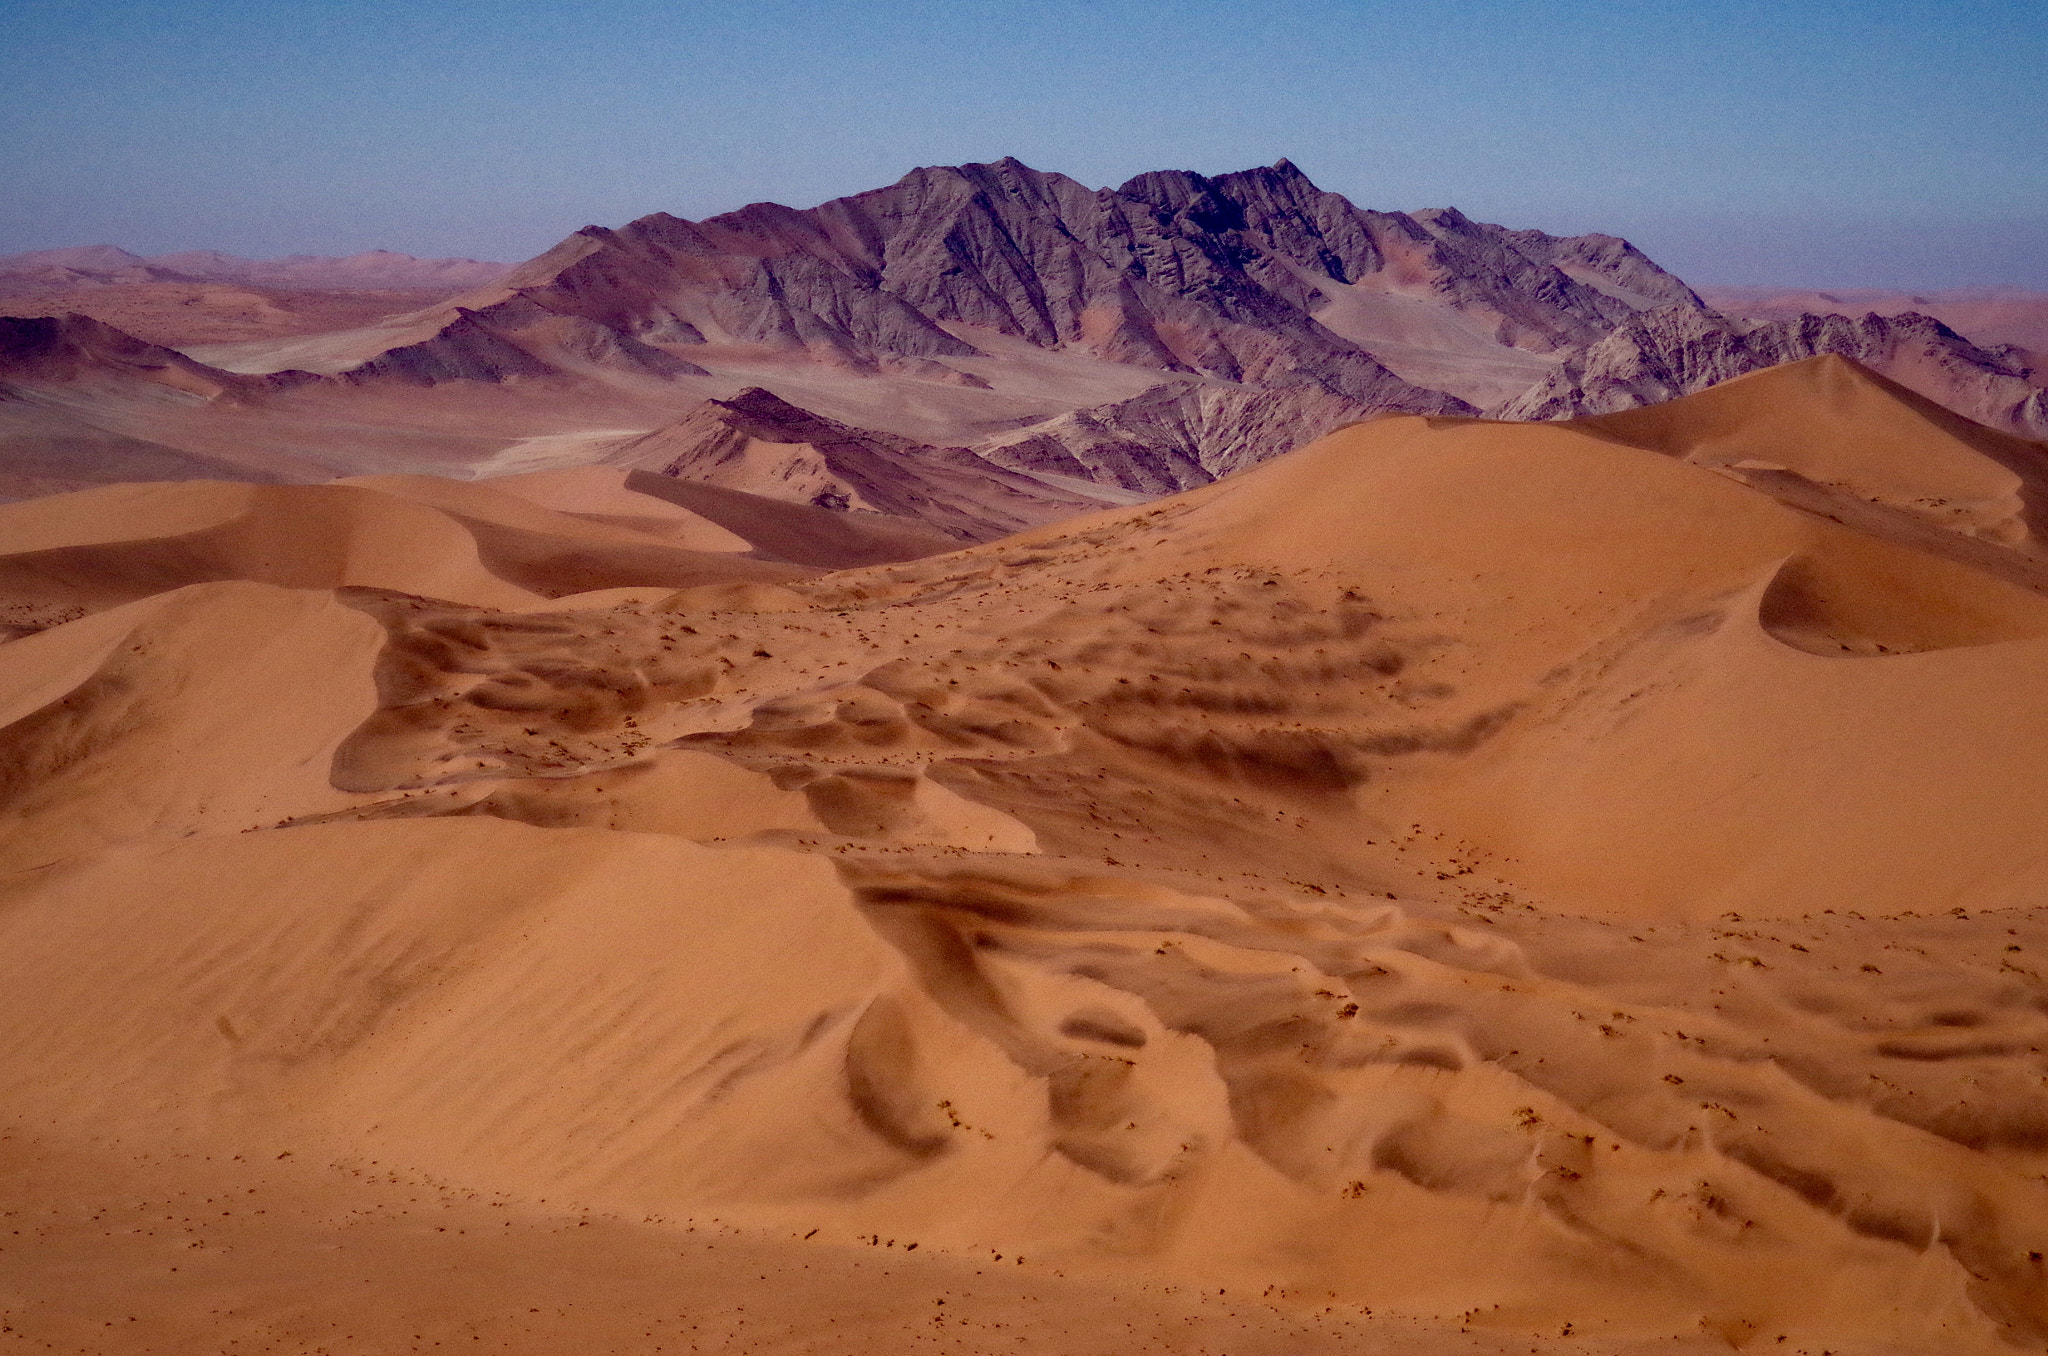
left=1, top=357, right=2044, bottom=1354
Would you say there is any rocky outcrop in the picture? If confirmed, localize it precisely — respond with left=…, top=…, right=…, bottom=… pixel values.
left=387, top=158, right=1717, bottom=412
left=1697, top=287, right=2048, bottom=367
left=332, top=306, right=707, bottom=387
left=0, top=315, right=356, bottom=490
left=1499, top=229, right=1705, bottom=311
left=418, top=161, right=1439, bottom=408
left=13, top=168, right=1704, bottom=412
left=0, top=313, right=313, bottom=401
left=1109, top=166, right=1672, bottom=354
left=0, top=305, right=713, bottom=400
left=975, top=382, right=1386, bottom=494
left=1495, top=306, right=2048, bottom=440
left=609, top=387, right=1109, bottom=543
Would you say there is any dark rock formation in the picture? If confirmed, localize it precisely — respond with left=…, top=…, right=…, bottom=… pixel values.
left=611, top=387, right=1108, bottom=544
left=1498, top=229, right=1705, bottom=311
left=975, top=382, right=1387, bottom=495
left=1495, top=306, right=2048, bottom=440
left=383, top=158, right=1714, bottom=412
left=0, top=313, right=313, bottom=401
left=333, top=307, right=707, bottom=387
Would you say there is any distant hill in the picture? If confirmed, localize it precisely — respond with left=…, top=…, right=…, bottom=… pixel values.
left=0, top=245, right=509, bottom=291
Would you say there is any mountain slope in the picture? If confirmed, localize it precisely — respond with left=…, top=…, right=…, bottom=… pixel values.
left=1497, top=305, right=2048, bottom=440
left=606, top=386, right=1112, bottom=542
left=379, top=157, right=1705, bottom=411
left=974, top=381, right=1386, bottom=494
left=3, top=160, right=2042, bottom=510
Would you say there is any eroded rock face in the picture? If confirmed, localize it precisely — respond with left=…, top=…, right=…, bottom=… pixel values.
left=373, top=158, right=1724, bottom=413
left=0, top=313, right=310, bottom=400
left=446, top=160, right=1452, bottom=407
left=974, top=382, right=1388, bottom=495
left=612, top=387, right=1107, bottom=543
left=1497, top=306, right=2048, bottom=440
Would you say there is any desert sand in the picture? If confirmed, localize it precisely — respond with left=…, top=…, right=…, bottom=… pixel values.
left=1, top=356, right=2045, bottom=1354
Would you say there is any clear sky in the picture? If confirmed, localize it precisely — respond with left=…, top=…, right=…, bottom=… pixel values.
left=4, top=0, right=2043, bottom=287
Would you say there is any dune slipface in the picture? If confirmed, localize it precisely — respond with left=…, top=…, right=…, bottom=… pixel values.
left=1, top=356, right=2046, bottom=1354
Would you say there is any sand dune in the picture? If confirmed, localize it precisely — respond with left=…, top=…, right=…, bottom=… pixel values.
left=0, top=473, right=837, bottom=640
left=1, top=356, right=2046, bottom=1353
left=1567, top=356, right=2048, bottom=547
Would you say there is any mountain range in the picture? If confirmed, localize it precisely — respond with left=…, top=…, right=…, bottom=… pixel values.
left=1, top=158, right=2043, bottom=511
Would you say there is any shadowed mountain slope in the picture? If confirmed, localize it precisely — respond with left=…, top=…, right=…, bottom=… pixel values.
left=607, top=386, right=1111, bottom=542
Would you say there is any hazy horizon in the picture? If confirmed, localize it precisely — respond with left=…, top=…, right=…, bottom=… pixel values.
left=5, top=0, right=2043, bottom=289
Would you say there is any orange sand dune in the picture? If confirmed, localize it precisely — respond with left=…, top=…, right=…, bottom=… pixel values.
left=1567, top=356, right=2048, bottom=550
left=0, top=356, right=2044, bottom=1354
left=0, top=474, right=826, bottom=637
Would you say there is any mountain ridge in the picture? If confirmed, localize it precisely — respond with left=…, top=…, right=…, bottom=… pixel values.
left=0, top=245, right=510, bottom=291
left=1, top=159, right=2042, bottom=508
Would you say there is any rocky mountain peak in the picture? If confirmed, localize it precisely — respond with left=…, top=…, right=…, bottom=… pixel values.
left=7, top=160, right=2037, bottom=506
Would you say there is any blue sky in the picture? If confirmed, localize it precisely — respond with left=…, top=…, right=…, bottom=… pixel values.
left=4, top=0, right=2043, bottom=286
